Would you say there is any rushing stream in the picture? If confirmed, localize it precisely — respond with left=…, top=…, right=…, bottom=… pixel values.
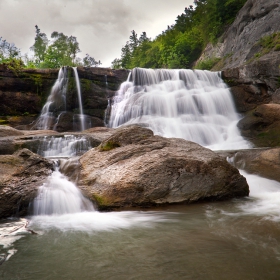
left=1, top=170, right=280, bottom=279
left=1, top=68, right=279, bottom=279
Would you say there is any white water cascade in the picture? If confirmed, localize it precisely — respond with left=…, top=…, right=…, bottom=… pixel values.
left=37, top=135, right=91, bottom=158
left=32, top=165, right=94, bottom=215
left=109, top=68, right=250, bottom=150
left=33, top=67, right=89, bottom=131
left=33, top=67, right=68, bottom=130
left=72, top=67, right=86, bottom=131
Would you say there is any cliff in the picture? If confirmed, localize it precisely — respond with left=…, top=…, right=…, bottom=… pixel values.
left=199, top=0, right=280, bottom=106
left=0, top=65, right=129, bottom=130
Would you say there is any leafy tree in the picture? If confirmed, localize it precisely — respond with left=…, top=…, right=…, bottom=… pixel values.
left=111, top=58, right=122, bottom=69
left=120, top=41, right=132, bottom=68
left=30, top=25, right=48, bottom=65
left=114, top=0, right=247, bottom=69
left=0, top=37, right=21, bottom=62
left=83, top=54, right=101, bottom=67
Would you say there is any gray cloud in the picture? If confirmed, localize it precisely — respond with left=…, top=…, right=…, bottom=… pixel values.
left=0, top=0, right=193, bottom=67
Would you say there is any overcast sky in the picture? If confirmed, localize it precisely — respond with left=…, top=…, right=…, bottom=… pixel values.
left=0, top=0, right=194, bottom=67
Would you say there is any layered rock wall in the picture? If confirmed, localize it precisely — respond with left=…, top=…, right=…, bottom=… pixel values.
left=0, top=65, right=129, bottom=130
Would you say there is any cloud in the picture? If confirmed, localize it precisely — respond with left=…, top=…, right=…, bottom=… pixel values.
left=0, top=0, right=193, bottom=67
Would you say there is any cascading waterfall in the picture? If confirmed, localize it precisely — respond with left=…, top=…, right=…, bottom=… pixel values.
left=108, top=68, right=250, bottom=150
left=37, top=135, right=91, bottom=158
left=72, top=67, right=86, bottom=131
left=32, top=163, right=94, bottom=215
left=33, top=67, right=88, bottom=131
left=33, top=67, right=68, bottom=130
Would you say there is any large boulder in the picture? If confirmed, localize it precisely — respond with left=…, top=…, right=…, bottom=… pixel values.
left=0, top=149, right=53, bottom=219
left=78, top=125, right=249, bottom=209
left=238, top=104, right=280, bottom=147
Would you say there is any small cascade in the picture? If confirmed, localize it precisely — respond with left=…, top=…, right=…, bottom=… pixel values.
left=33, top=67, right=68, bottom=130
left=108, top=68, right=249, bottom=150
left=72, top=67, right=86, bottom=131
left=32, top=164, right=94, bottom=215
left=37, top=135, right=91, bottom=158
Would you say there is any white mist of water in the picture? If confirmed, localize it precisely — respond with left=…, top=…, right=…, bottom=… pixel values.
left=33, top=67, right=68, bottom=130
left=73, top=67, right=85, bottom=131
left=37, top=135, right=91, bottom=157
left=109, top=68, right=250, bottom=150
left=32, top=167, right=94, bottom=216
left=30, top=211, right=170, bottom=232
left=236, top=170, right=280, bottom=221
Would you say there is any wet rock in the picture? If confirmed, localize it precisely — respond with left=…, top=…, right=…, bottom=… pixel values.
left=0, top=125, right=24, bottom=137
left=0, top=65, right=129, bottom=131
left=238, top=104, right=280, bottom=147
left=78, top=125, right=249, bottom=210
left=218, top=148, right=280, bottom=182
left=0, top=126, right=114, bottom=155
left=0, top=149, right=54, bottom=219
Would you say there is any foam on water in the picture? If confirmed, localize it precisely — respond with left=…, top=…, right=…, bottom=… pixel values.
left=30, top=211, right=171, bottom=232
left=32, top=168, right=94, bottom=216
left=237, top=170, right=280, bottom=221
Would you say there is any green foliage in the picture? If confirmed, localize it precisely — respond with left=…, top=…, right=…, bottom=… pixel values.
left=30, top=25, right=48, bottom=65
left=114, top=0, right=247, bottom=69
left=111, top=58, right=122, bottom=69
left=0, top=37, right=22, bottom=72
left=195, top=57, right=221, bottom=70
left=3, top=58, right=25, bottom=76
left=83, top=54, right=101, bottom=67
left=259, top=32, right=280, bottom=52
left=28, top=26, right=101, bottom=69
left=247, top=32, right=280, bottom=63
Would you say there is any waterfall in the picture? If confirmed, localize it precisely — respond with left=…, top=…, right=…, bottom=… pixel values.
left=37, top=135, right=91, bottom=158
left=33, top=67, right=88, bottom=131
left=108, top=68, right=249, bottom=150
left=32, top=164, right=94, bottom=215
left=72, top=67, right=86, bottom=131
left=33, top=67, right=68, bottom=130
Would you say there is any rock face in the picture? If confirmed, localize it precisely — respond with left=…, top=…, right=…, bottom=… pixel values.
left=197, top=0, right=280, bottom=115
left=221, top=0, right=280, bottom=69
left=0, top=65, right=129, bottom=130
left=0, top=149, right=53, bottom=219
left=237, top=104, right=280, bottom=147
left=0, top=125, right=114, bottom=155
left=78, top=125, right=249, bottom=209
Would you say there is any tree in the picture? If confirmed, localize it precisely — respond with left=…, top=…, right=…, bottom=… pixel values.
left=42, top=31, right=79, bottom=68
left=83, top=54, right=101, bottom=67
left=111, top=58, right=122, bottom=69
left=0, top=37, right=21, bottom=61
left=68, top=35, right=80, bottom=65
left=30, top=25, right=48, bottom=65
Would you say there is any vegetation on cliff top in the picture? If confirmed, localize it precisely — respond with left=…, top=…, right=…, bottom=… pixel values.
left=0, top=25, right=101, bottom=70
left=112, top=0, right=247, bottom=70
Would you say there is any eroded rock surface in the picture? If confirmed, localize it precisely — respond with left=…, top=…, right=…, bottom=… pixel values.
left=78, top=125, right=249, bottom=209
left=238, top=104, right=280, bottom=147
left=218, top=148, right=280, bottom=182
left=0, top=149, right=53, bottom=219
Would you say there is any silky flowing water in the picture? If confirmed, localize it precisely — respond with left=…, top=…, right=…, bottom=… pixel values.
left=109, top=68, right=250, bottom=150
left=1, top=171, right=280, bottom=279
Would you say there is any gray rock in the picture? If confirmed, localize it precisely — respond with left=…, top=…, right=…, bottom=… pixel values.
left=77, top=125, right=249, bottom=209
